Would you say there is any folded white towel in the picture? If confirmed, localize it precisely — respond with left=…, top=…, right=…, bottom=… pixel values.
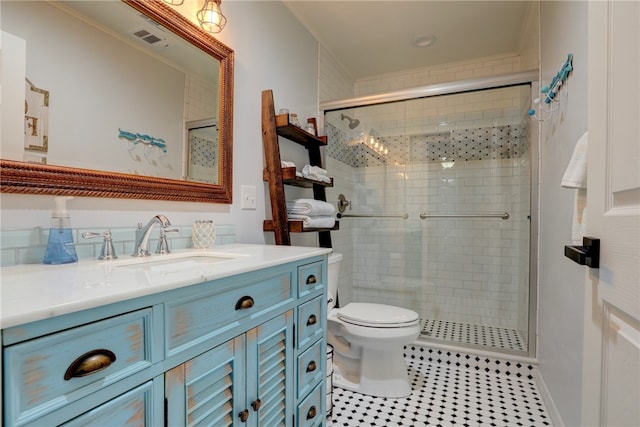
left=287, top=199, right=335, bottom=216
left=288, top=214, right=335, bottom=229
left=281, top=160, right=296, bottom=168
left=562, top=131, right=588, bottom=188
left=302, top=165, right=332, bottom=183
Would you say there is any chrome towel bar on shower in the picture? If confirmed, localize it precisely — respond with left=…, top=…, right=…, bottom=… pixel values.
left=419, top=212, right=510, bottom=220
left=337, top=212, right=409, bottom=219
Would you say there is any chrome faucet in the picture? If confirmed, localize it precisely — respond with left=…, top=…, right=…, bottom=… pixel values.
left=132, top=214, right=171, bottom=257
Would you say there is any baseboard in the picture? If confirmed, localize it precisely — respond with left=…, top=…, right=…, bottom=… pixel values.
left=532, top=368, right=565, bottom=427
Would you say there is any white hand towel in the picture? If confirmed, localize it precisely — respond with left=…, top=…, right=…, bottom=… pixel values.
left=571, top=188, right=587, bottom=244
left=288, top=214, right=335, bottom=229
left=281, top=160, right=296, bottom=168
left=286, top=199, right=335, bottom=216
left=561, top=131, right=588, bottom=188
left=561, top=132, right=588, bottom=244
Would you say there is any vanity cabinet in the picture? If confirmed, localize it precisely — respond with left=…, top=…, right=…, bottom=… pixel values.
left=1, top=254, right=327, bottom=427
left=166, top=311, right=294, bottom=426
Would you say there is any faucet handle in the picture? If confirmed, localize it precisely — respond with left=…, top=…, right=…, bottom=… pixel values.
left=156, top=227, right=179, bottom=254
left=82, top=230, right=118, bottom=260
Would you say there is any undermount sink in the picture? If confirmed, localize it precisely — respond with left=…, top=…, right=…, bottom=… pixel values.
left=114, top=251, right=244, bottom=273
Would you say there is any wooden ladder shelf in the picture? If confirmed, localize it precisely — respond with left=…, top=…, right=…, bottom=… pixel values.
left=261, top=89, right=337, bottom=247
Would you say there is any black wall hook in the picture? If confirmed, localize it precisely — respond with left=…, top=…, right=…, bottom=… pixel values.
left=564, top=237, right=600, bottom=268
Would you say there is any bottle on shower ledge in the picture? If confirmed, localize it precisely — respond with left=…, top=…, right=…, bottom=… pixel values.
left=43, top=196, right=78, bottom=264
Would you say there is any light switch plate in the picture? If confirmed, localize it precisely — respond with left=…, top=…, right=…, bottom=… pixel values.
left=240, top=185, right=257, bottom=210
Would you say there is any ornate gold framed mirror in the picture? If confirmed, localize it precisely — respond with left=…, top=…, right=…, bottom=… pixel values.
left=0, top=0, right=234, bottom=203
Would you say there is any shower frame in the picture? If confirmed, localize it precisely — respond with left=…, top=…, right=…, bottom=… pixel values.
left=319, top=70, right=540, bottom=358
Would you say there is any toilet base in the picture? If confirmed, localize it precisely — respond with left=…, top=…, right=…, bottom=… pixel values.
left=333, top=347, right=413, bottom=398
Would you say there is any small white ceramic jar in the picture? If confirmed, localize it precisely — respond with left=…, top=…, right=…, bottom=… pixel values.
left=192, top=220, right=216, bottom=249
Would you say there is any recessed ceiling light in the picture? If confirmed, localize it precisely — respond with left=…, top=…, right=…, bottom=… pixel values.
left=412, top=34, right=436, bottom=48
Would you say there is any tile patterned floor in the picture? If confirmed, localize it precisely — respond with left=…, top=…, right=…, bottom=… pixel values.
left=328, top=346, right=552, bottom=427
left=421, top=319, right=528, bottom=352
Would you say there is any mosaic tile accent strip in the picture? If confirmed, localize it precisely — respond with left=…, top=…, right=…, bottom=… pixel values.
left=329, top=357, right=552, bottom=426
left=421, top=319, right=528, bottom=353
left=325, top=121, right=529, bottom=169
left=189, top=129, right=218, bottom=168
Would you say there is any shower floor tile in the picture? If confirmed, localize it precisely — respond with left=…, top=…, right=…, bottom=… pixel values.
left=421, top=319, right=528, bottom=352
left=328, top=358, right=552, bottom=427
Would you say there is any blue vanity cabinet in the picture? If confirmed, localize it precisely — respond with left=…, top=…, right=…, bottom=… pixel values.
left=295, top=260, right=328, bottom=427
left=2, top=253, right=329, bottom=427
left=165, top=311, right=294, bottom=426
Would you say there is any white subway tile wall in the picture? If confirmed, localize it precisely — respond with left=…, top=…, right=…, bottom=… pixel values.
left=353, top=53, right=522, bottom=96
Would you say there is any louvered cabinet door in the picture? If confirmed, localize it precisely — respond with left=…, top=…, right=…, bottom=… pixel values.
left=165, top=336, right=246, bottom=427
left=248, top=310, right=294, bottom=427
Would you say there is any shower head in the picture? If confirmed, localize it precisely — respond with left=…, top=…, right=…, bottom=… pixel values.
left=341, top=114, right=360, bottom=129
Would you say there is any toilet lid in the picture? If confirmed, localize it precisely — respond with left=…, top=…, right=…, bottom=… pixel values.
left=337, top=303, right=419, bottom=326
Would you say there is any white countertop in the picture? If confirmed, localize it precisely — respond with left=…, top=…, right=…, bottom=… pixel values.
left=0, top=244, right=331, bottom=329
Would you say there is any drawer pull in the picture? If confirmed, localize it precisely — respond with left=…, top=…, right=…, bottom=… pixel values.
left=306, top=360, right=317, bottom=373
left=235, top=296, right=255, bottom=310
left=307, top=314, right=317, bottom=326
left=306, top=405, right=317, bottom=420
left=239, top=409, right=249, bottom=422
left=306, top=275, right=317, bottom=285
left=251, top=399, right=262, bottom=411
left=64, top=349, right=116, bottom=380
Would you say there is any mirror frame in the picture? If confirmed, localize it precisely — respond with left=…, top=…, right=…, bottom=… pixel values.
left=0, top=0, right=234, bottom=203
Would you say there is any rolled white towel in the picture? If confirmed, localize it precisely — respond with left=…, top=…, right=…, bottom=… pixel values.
left=302, top=164, right=328, bottom=176
left=302, top=165, right=331, bottom=183
left=287, top=199, right=335, bottom=216
left=288, top=214, right=335, bottom=229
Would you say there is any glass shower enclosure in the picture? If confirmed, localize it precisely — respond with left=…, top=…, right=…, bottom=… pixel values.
left=322, top=74, right=537, bottom=355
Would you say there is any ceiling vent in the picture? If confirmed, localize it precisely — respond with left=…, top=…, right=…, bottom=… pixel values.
left=129, top=26, right=171, bottom=49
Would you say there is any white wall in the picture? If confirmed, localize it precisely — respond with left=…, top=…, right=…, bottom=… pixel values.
left=0, top=1, right=319, bottom=246
left=537, top=2, right=588, bottom=425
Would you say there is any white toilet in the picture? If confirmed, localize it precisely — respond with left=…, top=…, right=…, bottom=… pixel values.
left=327, top=252, right=420, bottom=398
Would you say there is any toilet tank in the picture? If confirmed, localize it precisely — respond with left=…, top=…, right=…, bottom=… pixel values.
left=327, top=252, right=343, bottom=308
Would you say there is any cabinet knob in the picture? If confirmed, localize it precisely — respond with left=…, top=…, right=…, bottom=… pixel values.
left=64, top=349, right=116, bottom=380
left=306, top=275, right=317, bottom=285
left=306, top=360, right=317, bottom=373
left=235, top=296, right=255, bottom=310
left=306, top=405, right=317, bottom=420
left=251, top=399, right=262, bottom=411
left=239, top=409, right=249, bottom=422
left=307, top=314, right=317, bottom=326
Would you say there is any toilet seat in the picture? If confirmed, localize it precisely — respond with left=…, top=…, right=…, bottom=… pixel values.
left=337, top=303, right=419, bottom=328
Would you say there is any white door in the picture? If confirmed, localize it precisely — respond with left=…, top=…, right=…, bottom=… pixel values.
left=583, top=1, right=640, bottom=426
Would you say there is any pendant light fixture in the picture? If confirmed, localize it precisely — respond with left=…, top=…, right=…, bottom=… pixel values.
left=162, top=0, right=184, bottom=5
left=197, top=0, right=227, bottom=33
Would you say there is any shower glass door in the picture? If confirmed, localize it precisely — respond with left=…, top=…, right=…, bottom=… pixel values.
left=324, top=84, right=533, bottom=355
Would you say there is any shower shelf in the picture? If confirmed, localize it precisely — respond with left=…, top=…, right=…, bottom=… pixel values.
left=262, top=89, right=337, bottom=248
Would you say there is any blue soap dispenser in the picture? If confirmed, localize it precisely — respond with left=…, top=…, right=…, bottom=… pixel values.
left=43, top=196, right=78, bottom=264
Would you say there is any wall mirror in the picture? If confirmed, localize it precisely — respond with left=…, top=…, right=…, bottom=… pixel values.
left=0, top=0, right=234, bottom=203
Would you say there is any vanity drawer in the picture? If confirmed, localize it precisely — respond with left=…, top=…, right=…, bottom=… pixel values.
left=298, top=261, right=324, bottom=298
left=62, top=380, right=159, bottom=427
left=297, top=296, right=324, bottom=350
left=297, top=382, right=323, bottom=427
left=166, top=271, right=292, bottom=355
left=3, top=308, right=154, bottom=427
left=297, top=339, right=324, bottom=400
